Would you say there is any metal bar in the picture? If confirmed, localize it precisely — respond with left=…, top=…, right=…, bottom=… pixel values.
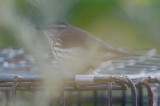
left=127, top=78, right=137, bottom=106
left=0, top=87, right=42, bottom=91
left=0, top=78, right=42, bottom=83
left=108, top=83, right=112, bottom=106
left=1, top=76, right=160, bottom=106
left=93, top=90, right=98, bottom=106
left=143, top=81, right=153, bottom=106
left=12, top=82, right=17, bottom=106
left=122, top=90, right=126, bottom=106
left=138, top=85, right=143, bottom=106
left=158, top=95, right=160, bottom=105
left=64, top=85, right=127, bottom=91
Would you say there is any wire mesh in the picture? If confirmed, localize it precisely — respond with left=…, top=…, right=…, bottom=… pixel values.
left=0, top=48, right=160, bottom=106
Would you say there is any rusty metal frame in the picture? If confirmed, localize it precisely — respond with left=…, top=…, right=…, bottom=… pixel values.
left=0, top=76, right=159, bottom=106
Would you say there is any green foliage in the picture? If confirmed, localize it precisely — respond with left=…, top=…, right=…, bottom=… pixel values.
left=66, top=0, right=119, bottom=26
left=0, top=28, right=19, bottom=47
left=0, top=0, right=160, bottom=49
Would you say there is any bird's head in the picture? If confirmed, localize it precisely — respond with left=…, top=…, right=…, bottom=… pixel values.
left=36, top=21, right=70, bottom=39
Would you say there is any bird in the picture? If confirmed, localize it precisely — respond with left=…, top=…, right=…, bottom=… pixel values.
left=38, top=22, right=136, bottom=75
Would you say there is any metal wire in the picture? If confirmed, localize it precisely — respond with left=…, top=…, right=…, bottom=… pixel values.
left=0, top=48, right=160, bottom=106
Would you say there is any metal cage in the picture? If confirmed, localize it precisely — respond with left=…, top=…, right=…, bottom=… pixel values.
left=0, top=48, right=160, bottom=106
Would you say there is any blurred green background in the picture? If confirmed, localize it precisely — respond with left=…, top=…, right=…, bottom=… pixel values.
left=0, top=1, right=159, bottom=105
left=0, top=0, right=160, bottom=49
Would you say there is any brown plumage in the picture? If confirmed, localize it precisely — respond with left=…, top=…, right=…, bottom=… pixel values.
left=40, top=22, right=135, bottom=74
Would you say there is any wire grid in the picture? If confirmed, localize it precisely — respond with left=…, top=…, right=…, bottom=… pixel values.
left=0, top=48, right=160, bottom=106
